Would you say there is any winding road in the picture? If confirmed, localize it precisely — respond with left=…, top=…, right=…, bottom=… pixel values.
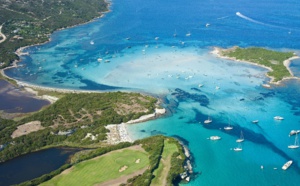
left=0, top=25, right=7, bottom=43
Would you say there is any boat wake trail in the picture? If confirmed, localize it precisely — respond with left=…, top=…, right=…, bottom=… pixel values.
left=236, top=12, right=299, bottom=31
left=236, top=12, right=271, bottom=26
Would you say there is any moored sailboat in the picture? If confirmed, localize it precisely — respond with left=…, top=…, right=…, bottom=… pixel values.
left=236, top=131, right=244, bottom=142
left=234, top=143, right=242, bottom=151
left=224, top=121, right=233, bottom=130
left=204, top=116, right=212, bottom=124
left=288, top=134, right=299, bottom=149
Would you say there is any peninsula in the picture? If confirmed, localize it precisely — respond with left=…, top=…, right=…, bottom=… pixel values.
left=213, top=46, right=299, bottom=84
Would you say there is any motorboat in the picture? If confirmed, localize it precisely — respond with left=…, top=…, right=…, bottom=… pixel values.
left=210, top=136, right=221, bottom=140
left=282, top=160, right=293, bottom=170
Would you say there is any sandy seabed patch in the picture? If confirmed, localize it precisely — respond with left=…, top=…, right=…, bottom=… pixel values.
left=11, top=121, right=44, bottom=138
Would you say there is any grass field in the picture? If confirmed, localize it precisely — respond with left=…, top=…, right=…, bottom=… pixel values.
left=41, top=146, right=149, bottom=186
left=151, top=139, right=179, bottom=186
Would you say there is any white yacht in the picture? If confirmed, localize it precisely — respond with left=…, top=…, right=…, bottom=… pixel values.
left=210, top=136, right=221, bottom=140
left=206, top=23, right=210, bottom=27
left=90, top=40, right=94, bottom=45
left=236, top=131, right=244, bottom=143
left=282, top=160, right=293, bottom=170
left=155, top=37, right=159, bottom=40
left=274, top=116, right=284, bottom=120
left=186, top=32, right=191, bottom=37
left=252, top=120, right=259, bottom=124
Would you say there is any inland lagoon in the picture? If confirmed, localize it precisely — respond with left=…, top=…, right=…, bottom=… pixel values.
left=0, top=147, right=79, bottom=186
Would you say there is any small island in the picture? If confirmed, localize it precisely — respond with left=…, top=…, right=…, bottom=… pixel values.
left=213, top=46, right=299, bottom=84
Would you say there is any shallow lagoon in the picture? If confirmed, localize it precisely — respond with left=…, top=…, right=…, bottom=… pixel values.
left=4, top=0, right=300, bottom=185
left=0, top=80, right=50, bottom=114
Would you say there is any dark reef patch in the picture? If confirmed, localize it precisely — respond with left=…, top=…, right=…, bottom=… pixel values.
left=171, top=88, right=209, bottom=106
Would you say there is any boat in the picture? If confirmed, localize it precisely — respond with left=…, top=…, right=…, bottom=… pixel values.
left=233, top=143, right=242, bottom=151
left=282, top=160, right=293, bottom=170
left=288, top=134, right=299, bottom=149
left=274, top=116, right=284, bottom=120
left=198, top=84, right=203, bottom=88
left=260, top=165, right=264, bottom=169
left=97, top=58, right=103, bottom=62
left=262, top=84, right=271, bottom=88
left=204, top=116, right=212, bottom=124
left=155, top=37, right=159, bottom=40
left=236, top=131, right=244, bottom=143
left=224, top=125, right=233, bottom=130
left=173, top=30, right=177, bottom=37
left=206, top=23, right=210, bottom=27
left=186, top=32, right=191, bottom=37
left=224, top=121, right=233, bottom=130
left=289, top=130, right=300, bottom=136
left=252, top=120, right=259, bottom=124
left=210, top=136, right=221, bottom=140
left=90, top=40, right=94, bottom=45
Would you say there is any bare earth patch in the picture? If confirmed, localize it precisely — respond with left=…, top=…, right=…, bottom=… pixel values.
left=135, top=159, right=140, bottom=163
left=115, top=103, right=148, bottom=115
left=119, top=165, right=128, bottom=172
left=11, top=121, right=44, bottom=138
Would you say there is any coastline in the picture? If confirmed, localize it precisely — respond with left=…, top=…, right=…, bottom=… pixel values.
left=211, top=46, right=300, bottom=85
left=2, top=0, right=112, bottom=82
left=105, top=108, right=166, bottom=144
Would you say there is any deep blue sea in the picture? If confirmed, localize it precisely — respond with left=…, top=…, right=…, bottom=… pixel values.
left=4, top=0, right=300, bottom=185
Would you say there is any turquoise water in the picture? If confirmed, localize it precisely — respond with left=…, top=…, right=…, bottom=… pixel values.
left=4, top=0, right=300, bottom=185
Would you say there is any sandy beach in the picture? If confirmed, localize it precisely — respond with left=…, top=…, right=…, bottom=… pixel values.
left=105, top=108, right=166, bottom=144
left=211, top=47, right=300, bottom=85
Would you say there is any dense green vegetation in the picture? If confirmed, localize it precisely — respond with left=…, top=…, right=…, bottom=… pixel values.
left=17, top=136, right=186, bottom=186
left=0, top=0, right=108, bottom=68
left=0, top=92, right=157, bottom=162
left=221, top=47, right=296, bottom=82
left=125, top=136, right=185, bottom=186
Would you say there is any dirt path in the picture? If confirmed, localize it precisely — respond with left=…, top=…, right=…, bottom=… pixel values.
left=0, top=25, right=7, bottom=43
